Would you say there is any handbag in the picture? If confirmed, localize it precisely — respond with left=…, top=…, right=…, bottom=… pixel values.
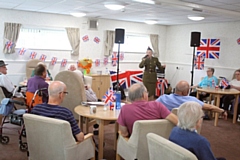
left=0, top=98, right=14, bottom=116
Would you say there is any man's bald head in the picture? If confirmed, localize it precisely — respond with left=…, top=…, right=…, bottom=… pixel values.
left=175, top=81, right=190, bottom=96
left=128, top=83, right=147, bottom=102
left=48, top=81, right=66, bottom=98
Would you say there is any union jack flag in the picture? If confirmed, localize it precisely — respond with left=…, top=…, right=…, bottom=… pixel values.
left=6, top=41, right=14, bottom=49
left=61, top=59, right=67, bottom=67
left=220, top=78, right=229, bottom=89
left=18, top=48, right=26, bottom=55
left=82, top=35, right=89, bottom=42
left=119, top=52, right=124, bottom=61
left=197, top=39, right=220, bottom=59
left=30, top=52, right=37, bottom=59
left=103, top=57, right=108, bottom=65
left=237, top=38, right=240, bottom=45
left=102, top=88, right=115, bottom=105
left=112, top=52, right=118, bottom=66
left=95, top=59, right=100, bottom=67
left=39, top=54, right=47, bottom=61
left=155, top=78, right=168, bottom=97
left=110, top=70, right=143, bottom=89
left=94, top=37, right=100, bottom=44
left=51, top=57, right=57, bottom=65
left=194, top=55, right=204, bottom=70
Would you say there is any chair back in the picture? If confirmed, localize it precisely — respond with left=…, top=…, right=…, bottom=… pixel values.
left=23, top=114, right=77, bottom=160
left=54, top=70, right=86, bottom=119
left=147, top=133, right=197, bottom=160
left=26, top=59, right=42, bottom=79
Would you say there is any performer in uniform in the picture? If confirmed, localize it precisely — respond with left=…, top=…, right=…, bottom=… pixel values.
left=139, top=47, right=165, bottom=100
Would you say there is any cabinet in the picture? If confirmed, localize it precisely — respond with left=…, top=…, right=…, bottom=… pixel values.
left=91, top=75, right=111, bottom=99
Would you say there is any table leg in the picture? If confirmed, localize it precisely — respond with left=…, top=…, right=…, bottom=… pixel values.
left=214, top=95, right=220, bottom=127
left=233, top=94, right=239, bottom=124
left=114, top=122, right=119, bottom=150
left=98, top=120, right=104, bottom=160
left=85, top=118, right=89, bottom=133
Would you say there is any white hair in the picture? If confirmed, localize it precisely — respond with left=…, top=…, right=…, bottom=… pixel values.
left=68, top=64, right=77, bottom=71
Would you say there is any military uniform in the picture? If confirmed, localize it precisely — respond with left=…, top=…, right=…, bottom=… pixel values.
left=139, top=57, right=164, bottom=97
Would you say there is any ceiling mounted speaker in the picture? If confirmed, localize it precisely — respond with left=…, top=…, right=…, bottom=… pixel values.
left=89, top=19, right=98, bottom=30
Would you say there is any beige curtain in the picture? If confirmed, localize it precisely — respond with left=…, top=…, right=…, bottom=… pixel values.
left=65, top=28, right=80, bottom=56
left=150, top=34, right=159, bottom=57
left=104, top=30, right=115, bottom=56
left=3, top=23, right=22, bottom=54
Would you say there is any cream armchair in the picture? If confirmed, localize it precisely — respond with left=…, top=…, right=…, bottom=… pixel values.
left=26, top=59, right=41, bottom=79
left=147, top=133, right=197, bottom=160
left=116, top=119, right=175, bottom=160
left=23, top=114, right=95, bottom=160
left=55, top=70, right=86, bottom=119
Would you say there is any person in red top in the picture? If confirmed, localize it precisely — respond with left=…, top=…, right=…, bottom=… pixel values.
left=117, top=83, right=178, bottom=137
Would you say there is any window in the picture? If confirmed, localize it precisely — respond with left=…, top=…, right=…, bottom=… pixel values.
left=16, top=27, right=72, bottom=50
left=113, top=33, right=152, bottom=53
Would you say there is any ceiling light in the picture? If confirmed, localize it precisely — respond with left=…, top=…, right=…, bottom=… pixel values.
left=188, top=15, right=205, bottom=21
left=133, top=0, right=155, bottom=4
left=70, top=12, right=86, bottom=17
left=144, top=20, right=158, bottom=25
left=104, top=2, right=125, bottom=10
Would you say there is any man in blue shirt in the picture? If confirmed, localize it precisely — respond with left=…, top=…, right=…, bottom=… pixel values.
left=31, top=81, right=84, bottom=142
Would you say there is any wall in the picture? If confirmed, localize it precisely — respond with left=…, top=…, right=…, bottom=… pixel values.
left=0, top=9, right=167, bottom=85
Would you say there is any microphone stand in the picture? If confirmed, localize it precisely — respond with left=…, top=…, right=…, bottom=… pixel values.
left=190, top=46, right=196, bottom=87
left=115, top=43, right=120, bottom=91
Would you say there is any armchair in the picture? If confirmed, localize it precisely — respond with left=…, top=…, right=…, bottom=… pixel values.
left=26, top=59, right=41, bottom=79
left=23, top=114, right=95, bottom=160
left=116, top=119, right=175, bottom=160
left=147, top=133, right=197, bottom=160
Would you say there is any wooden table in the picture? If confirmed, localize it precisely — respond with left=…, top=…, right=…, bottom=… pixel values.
left=74, top=105, right=120, bottom=160
left=196, top=88, right=240, bottom=126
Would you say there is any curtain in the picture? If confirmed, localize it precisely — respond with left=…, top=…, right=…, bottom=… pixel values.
left=150, top=34, right=159, bottom=57
left=65, top=28, right=80, bottom=56
left=104, top=30, right=115, bottom=56
left=3, top=23, right=22, bottom=54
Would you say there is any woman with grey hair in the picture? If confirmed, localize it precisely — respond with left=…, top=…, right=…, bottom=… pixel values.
left=169, top=101, right=226, bottom=160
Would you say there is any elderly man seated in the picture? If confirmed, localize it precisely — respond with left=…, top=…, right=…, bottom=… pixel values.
left=31, top=81, right=84, bottom=142
left=117, top=83, right=178, bottom=137
left=169, top=101, right=226, bottom=160
left=156, top=80, right=227, bottom=119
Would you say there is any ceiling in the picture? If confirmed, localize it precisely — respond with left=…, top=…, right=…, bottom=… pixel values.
left=1, top=0, right=240, bottom=25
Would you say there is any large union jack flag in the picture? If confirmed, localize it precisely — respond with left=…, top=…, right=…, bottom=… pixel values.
left=102, top=88, right=115, bottom=105
left=220, top=78, right=229, bottom=89
left=110, top=70, right=143, bottom=89
left=194, top=55, right=205, bottom=70
left=197, top=39, right=220, bottom=59
left=61, top=59, right=67, bottom=67
left=39, top=54, right=47, bottom=61
left=30, top=52, right=37, bottom=59
left=51, top=57, right=57, bottom=65
left=112, top=52, right=118, bottom=66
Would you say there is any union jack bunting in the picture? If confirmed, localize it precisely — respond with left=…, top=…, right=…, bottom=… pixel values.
left=18, top=48, right=26, bottom=55
left=82, top=35, right=89, bottom=42
left=220, top=78, right=229, bottom=89
left=119, top=52, right=124, bottom=61
left=155, top=78, right=168, bottom=97
left=194, top=55, right=205, bottom=70
left=39, top=54, right=47, bottom=61
left=61, top=59, right=67, bottom=67
left=197, top=39, right=220, bottom=59
left=6, top=41, right=14, bottom=49
left=103, top=57, right=108, bottom=65
left=112, top=52, right=118, bottom=66
left=102, top=88, right=115, bottom=105
left=110, top=70, right=143, bottom=89
left=30, top=52, right=37, bottom=59
left=94, top=37, right=100, bottom=44
left=51, top=57, right=57, bottom=65
left=237, top=38, right=240, bottom=45
left=95, top=59, right=100, bottom=67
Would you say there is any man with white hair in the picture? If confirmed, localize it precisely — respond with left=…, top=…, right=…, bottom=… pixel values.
left=169, top=101, right=226, bottom=160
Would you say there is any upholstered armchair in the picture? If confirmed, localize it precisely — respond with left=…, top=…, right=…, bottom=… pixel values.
left=147, top=133, right=197, bottom=160
left=116, top=119, right=175, bottom=160
left=23, top=114, right=95, bottom=160
left=55, top=70, right=86, bottom=119
left=26, top=59, right=41, bottom=79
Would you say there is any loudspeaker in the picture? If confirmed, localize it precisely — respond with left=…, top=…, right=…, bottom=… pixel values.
left=190, top=32, right=201, bottom=47
left=115, top=29, right=125, bottom=44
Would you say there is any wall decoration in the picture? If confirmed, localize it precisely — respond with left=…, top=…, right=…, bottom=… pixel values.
left=197, top=39, right=220, bottom=59
left=194, top=55, right=205, bottom=70
left=94, top=36, right=100, bottom=44
left=6, top=41, right=14, bottom=50
left=50, top=57, right=57, bottom=65
left=39, top=54, right=47, bottom=61
left=95, top=59, right=100, bottom=67
left=112, top=52, right=118, bottom=66
left=30, top=51, right=37, bottom=59
left=18, top=48, right=26, bottom=55
left=119, top=52, right=124, bottom=61
left=61, top=59, right=67, bottom=67
left=103, top=57, right=108, bottom=65
left=82, top=35, right=89, bottom=42
left=237, top=38, right=240, bottom=45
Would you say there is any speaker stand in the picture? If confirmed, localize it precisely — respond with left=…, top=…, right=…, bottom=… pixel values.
left=190, top=46, right=196, bottom=87
left=115, top=43, right=120, bottom=91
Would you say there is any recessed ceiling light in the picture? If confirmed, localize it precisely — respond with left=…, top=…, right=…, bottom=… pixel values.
left=70, top=12, right=86, bottom=17
left=188, top=15, right=205, bottom=21
left=144, top=20, right=158, bottom=25
left=104, top=2, right=125, bottom=10
left=133, top=0, right=155, bottom=4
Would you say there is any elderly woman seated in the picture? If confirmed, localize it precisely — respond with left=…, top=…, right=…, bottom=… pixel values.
left=169, top=101, right=226, bottom=160
left=31, top=62, right=52, bottom=81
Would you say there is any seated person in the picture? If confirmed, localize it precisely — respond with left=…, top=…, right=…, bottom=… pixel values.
left=31, top=62, right=52, bottom=81
left=190, top=68, right=218, bottom=101
left=156, top=80, right=227, bottom=119
left=31, top=81, right=84, bottom=142
left=68, top=64, right=97, bottom=102
left=27, top=64, right=49, bottom=103
left=169, top=101, right=226, bottom=160
left=117, top=83, right=178, bottom=137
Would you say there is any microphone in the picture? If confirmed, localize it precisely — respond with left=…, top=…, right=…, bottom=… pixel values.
left=143, top=55, right=148, bottom=59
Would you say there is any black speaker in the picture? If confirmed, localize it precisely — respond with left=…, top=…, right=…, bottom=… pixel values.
left=190, top=32, right=201, bottom=47
left=115, top=29, right=125, bottom=44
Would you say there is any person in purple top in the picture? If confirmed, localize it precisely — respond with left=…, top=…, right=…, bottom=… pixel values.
left=27, top=64, right=49, bottom=103
left=117, top=83, right=178, bottom=137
